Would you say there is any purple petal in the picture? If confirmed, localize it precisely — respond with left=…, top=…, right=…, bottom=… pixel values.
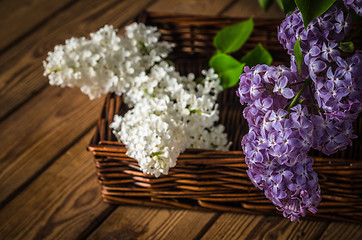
left=279, top=76, right=288, bottom=88
left=326, top=67, right=333, bottom=79
left=240, top=85, right=250, bottom=94
left=278, top=190, right=287, bottom=199
left=269, top=111, right=277, bottom=121
left=297, top=176, right=306, bottom=185
left=273, top=174, right=282, bottom=184
left=310, top=46, right=321, bottom=56
left=263, top=97, right=273, bottom=108
left=284, top=119, right=294, bottom=129
left=291, top=104, right=301, bottom=112
left=299, top=116, right=311, bottom=127
left=288, top=183, right=297, bottom=191
left=278, top=144, right=288, bottom=154
left=313, top=60, right=327, bottom=73
left=289, top=138, right=302, bottom=148
left=282, top=88, right=295, bottom=99
left=324, top=80, right=334, bottom=90
left=277, top=109, right=289, bottom=118
left=254, top=151, right=264, bottom=162
left=284, top=170, right=293, bottom=179
left=251, top=74, right=261, bottom=85
left=250, top=107, right=259, bottom=115
left=334, top=133, right=347, bottom=143
left=336, top=57, right=347, bottom=67
left=336, top=11, right=344, bottom=22
left=273, top=121, right=283, bottom=131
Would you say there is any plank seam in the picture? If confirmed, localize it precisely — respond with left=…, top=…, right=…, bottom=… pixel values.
left=76, top=205, right=118, bottom=240
left=0, top=121, right=98, bottom=210
left=312, top=221, right=332, bottom=240
left=192, top=212, right=222, bottom=240
left=0, top=84, right=49, bottom=123
left=217, top=0, right=240, bottom=16
left=0, top=0, right=81, bottom=55
left=0, top=0, right=157, bottom=124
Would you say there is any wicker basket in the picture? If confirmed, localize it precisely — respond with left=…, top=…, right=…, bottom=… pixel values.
left=88, top=12, right=362, bottom=223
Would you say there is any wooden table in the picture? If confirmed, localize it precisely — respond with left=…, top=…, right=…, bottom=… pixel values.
left=0, top=0, right=361, bottom=239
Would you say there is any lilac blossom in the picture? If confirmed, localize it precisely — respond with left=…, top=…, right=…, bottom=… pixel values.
left=321, top=42, right=340, bottom=62
left=237, top=65, right=322, bottom=221
left=242, top=122, right=321, bottom=221
left=273, top=76, right=295, bottom=99
left=278, top=5, right=351, bottom=56
left=314, top=52, right=362, bottom=121
left=238, top=0, right=361, bottom=222
left=311, top=115, right=357, bottom=155
left=278, top=2, right=361, bottom=122
left=308, top=58, right=327, bottom=81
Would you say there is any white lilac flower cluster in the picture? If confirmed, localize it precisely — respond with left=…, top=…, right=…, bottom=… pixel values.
left=43, top=23, right=231, bottom=177
left=111, top=64, right=231, bottom=177
left=43, top=23, right=173, bottom=100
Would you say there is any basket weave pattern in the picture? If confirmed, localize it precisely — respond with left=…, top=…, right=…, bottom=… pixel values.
left=88, top=13, right=362, bottom=223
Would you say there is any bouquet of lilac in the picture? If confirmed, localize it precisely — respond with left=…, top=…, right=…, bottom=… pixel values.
left=43, top=17, right=271, bottom=178
left=44, top=23, right=231, bottom=178
left=237, top=0, right=362, bottom=221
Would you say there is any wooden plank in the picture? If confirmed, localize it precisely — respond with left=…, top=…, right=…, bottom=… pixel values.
left=0, top=86, right=103, bottom=205
left=319, top=222, right=362, bottom=240
left=87, top=206, right=217, bottom=240
left=222, top=0, right=284, bottom=19
left=201, top=213, right=330, bottom=240
left=0, top=130, right=113, bottom=240
left=147, top=0, right=234, bottom=15
left=0, top=0, right=76, bottom=51
left=0, top=0, right=154, bottom=120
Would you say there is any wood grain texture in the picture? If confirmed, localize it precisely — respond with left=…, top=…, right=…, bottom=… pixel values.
left=87, top=206, right=217, bottom=240
left=0, top=86, right=103, bottom=205
left=0, top=0, right=360, bottom=239
left=319, top=222, right=362, bottom=240
left=0, top=0, right=154, bottom=120
left=0, top=0, right=76, bottom=51
left=148, top=0, right=234, bottom=15
left=201, top=213, right=331, bottom=240
left=222, top=0, right=284, bottom=19
left=0, top=131, right=112, bottom=240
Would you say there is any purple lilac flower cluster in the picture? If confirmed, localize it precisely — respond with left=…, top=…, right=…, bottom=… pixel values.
left=237, top=0, right=361, bottom=221
left=278, top=0, right=362, bottom=154
left=278, top=4, right=351, bottom=56
left=237, top=65, right=321, bottom=221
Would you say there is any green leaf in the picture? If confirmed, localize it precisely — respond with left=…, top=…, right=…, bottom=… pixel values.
left=209, top=53, right=245, bottom=88
left=241, top=43, right=273, bottom=67
left=219, top=66, right=245, bottom=88
left=209, top=53, right=243, bottom=73
left=258, top=0, right=274, bottom=12
left=213, top=18, right=254, bottom=54
left=339, top=42, right=354, bottom=52
left=281, top=0, right=296, bottom=14
left=295, top=0, right=336, bottom=29
left=293, top=38, right=303, bottom=76
left=275, top=0, right=284, bottom=12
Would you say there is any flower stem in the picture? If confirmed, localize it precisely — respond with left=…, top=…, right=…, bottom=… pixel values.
left=287, top=78, right=311, bottom=111
left=287, top=80, right=306, bottom=87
